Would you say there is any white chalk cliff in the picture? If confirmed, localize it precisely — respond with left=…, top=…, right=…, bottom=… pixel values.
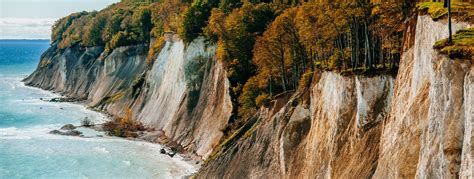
left=25, top=14, right=473, bottom=178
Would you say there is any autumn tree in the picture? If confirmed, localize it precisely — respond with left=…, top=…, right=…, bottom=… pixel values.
left=205, top=2, right=276, bottom=123
left=149, top=0, right=187, bottom=37
left=252, top=7, right=300, bottom=93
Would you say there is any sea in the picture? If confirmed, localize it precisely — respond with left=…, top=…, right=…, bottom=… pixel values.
left=0, top=40, right=196, bottom=178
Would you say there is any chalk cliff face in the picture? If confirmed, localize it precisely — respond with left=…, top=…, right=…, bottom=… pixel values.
left=197, top=15, right=473, bottom=178
left=197, top=71, right=395, bottom=178
left=134, top=36, right=232, bottom=159
left=374, top=15, right=472, bottom=179
left=25, top=14, right=473, bottom=178
left=24, top=36, right=232, bottom=160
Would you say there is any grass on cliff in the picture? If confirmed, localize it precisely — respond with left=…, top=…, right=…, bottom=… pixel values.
left=434, top=27, right=474, bottom=60
left=416, top=2, right=474, bottom=23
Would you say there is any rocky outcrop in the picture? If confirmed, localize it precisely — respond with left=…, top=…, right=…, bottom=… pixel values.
left=198, top=15, right=473, bottom=178
left=24, top=35, right=232, bottom=160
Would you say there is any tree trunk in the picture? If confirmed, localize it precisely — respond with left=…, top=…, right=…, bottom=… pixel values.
left=447, top=0, right=453, bottom=43
left=279, top=51, right=288, bottom=92
left=269, top=76, right=273, bottom=96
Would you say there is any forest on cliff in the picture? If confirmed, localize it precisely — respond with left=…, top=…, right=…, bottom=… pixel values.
left=51, top=0, right=473, bottom=136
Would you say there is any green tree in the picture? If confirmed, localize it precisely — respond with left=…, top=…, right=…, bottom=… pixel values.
left=102, top=10, right=126, bottom=44
left=132, top=7, right=152, bottom=42
left=51, top=11, right=89, bottom=43
left=180, top=0, right=213, bottom=42
left=83, top=14, right=107, bottom=46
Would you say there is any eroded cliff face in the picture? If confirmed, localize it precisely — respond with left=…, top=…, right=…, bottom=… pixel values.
left=198, top=15, right=473, bottom=178
left=24, top=36, right=232, bottom=160
left=24, top=44, right=148, bottom=105
left=462, top=67, right=474, bottom=178
left=25, top=14, right=473, bottom=178
left=374, top=15, right=472, bottom=179
left=134, top=36, right=232, bottom=159
left=198, top=72, right=394, bottom=178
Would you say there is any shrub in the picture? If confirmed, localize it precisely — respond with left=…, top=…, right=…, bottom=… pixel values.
left=298, top=71, right=313, bottom=90
left=255, top=93, right=271, bottom=107
left=103, top=108, right=146, bottom=138
left=81, top=117, right=94, bottom=127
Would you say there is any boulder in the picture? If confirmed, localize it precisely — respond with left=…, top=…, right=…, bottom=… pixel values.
left=64, top=130, right=82, bottom=136
left=49, top=130, right=61, bottom=135
left=168, top=153, right=176, bottom=158
left=49, top=129, right=82, bottom=136
left=60, top=124, right=76, bottom=130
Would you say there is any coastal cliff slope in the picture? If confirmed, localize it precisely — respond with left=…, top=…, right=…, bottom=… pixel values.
left=23, top=2, right=473, bottom=178
left=24, top=36, right=232, bottom=160
left=197, top=15, right=473, bottom=178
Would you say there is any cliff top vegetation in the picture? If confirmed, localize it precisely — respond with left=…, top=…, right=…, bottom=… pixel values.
left=417, top=1, right=474, bottom=23
left=52, top=0, right=185, bottom=51
left=434, top=27, right=474, bottom=60
left=51, top=0, right=474, bottom=139
left=416, top=2, right=474, bottom=61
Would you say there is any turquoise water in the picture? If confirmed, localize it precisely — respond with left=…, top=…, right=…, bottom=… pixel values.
left=0, top=40, right=195, bottom=178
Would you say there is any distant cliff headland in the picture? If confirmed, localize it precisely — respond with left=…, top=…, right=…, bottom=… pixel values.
left=25, top=0, right=474, bottom=178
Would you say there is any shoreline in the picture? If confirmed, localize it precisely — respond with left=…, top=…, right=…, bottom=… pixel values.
left=18, top=79, right=201, bottom=177
left=46, top=96, right=204, bottom=166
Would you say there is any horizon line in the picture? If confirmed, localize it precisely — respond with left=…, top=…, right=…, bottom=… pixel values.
left=0, top=39, right=51, bottom=41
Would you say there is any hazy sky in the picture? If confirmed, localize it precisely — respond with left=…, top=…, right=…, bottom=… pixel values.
left=0, top=0, right=119, bottom=39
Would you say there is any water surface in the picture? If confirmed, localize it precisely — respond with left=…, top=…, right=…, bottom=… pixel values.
left=0, top=40, right=195, bottom=178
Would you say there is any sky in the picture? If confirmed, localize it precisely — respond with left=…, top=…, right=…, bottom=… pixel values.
left=0, top=0, right=119, bottom=39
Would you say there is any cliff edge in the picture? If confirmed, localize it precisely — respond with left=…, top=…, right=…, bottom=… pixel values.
left=24, top=36, right=232, bottom=160
left=197, top=15, right=473, bottom=178
left=24, top=4, right=473, bottom=178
